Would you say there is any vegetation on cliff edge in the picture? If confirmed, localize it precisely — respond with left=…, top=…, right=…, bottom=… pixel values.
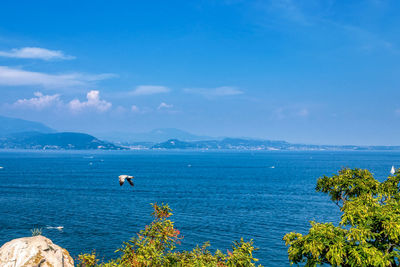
left=284, top=168, right=400, bottom=266
left=78, top=203, right=261, bottom=267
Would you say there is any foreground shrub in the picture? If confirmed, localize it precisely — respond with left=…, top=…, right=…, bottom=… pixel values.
left=284, top=168, right=400, bottom=266
left=78, top=203, right=261, bottom=266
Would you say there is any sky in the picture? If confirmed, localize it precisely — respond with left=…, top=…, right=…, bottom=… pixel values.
left=0, top=0, right=400, bottom=145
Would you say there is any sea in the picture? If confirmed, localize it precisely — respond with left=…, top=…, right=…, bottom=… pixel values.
left=0, top=150, right=398, bottom=266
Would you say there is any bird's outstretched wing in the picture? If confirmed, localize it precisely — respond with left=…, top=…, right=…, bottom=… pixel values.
left=119, top=175, right=126, bottom=186
left=127, top=178, right=134, bottom=186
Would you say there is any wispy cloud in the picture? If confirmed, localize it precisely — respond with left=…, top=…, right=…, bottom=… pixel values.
left=250, top=1, right=399, bottom=53
left=268, top=0, right=308, bottom=24
left=0, top=47, right=75, bottom=60
left=131, top=85, right=170, bottom=96
left=331, top=22, right=400, bottom=54
left=248, top=0, right=313, bottom=27
left=272, top=106, right=310, bottom=120
left=157, top=102, right=173, bottom=110
left=12, top=92, right=62, bottom=110
left=298, top=108, right=309, bottom=117
left=184, top=86, right=243, bottom=98
left=131, top=105, right=140, bottom=112
left=69, top=90, right=112, bottom=112
left=0, top=66, right=115, bottom=88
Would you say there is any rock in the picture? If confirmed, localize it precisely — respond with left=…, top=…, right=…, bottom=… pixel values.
left=0, top=235, right=74, bottom=267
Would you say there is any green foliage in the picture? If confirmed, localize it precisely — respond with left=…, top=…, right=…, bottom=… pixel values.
left=78, top=203, right=261, bottom=267
left=77, top=251, right=99, bottom=267
left=284, top=168, right=400, bottom=266
left=30, top=227, right=42, bottom=236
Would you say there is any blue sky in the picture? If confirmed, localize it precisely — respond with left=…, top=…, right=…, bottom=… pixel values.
left=0, top=0, right=399, bottom=145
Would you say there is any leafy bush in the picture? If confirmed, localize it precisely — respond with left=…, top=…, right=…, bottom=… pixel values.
left=78, top=251, right=99, bottom=266
left=284, top=168, right=400, bottom=266
left=78, top=203, right=261, bottom=266
left=31, top=227, right=42, bottom=236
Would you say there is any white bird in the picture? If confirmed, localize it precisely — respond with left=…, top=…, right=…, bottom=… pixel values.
left=119, top=175, right=134, bottom=186
left=391, top=166, right=396, bottom=175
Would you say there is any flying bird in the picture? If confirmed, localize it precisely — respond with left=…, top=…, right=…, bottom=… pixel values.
left=119, top=175, right=134, bottom=186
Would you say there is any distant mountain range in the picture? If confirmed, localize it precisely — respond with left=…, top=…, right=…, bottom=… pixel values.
left=96, top=128, right=213, bottom=143
left=0, top=115, right=55, bottom=136
left=0, top=131, right=122, bottom=150
left=0, top=116, right=122, bottom=150
left=1, top=115, right=400, bottom=151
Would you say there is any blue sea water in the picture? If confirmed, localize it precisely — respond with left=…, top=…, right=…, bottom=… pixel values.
left=0, top=150, right=399, bottom=266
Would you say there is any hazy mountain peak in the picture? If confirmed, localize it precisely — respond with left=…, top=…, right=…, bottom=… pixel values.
left=0, top=116, right=55, bottom=136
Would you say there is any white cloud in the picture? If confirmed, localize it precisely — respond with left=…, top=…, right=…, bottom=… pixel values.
left=131, top=85, right=170, bottom=96
left=69, top=90, right=112, bottom=112
left=0, top=47, right=75, bottom=60
left=0, top=66, right=115, bottom=88
left=184, top=86, right=243, bottom=97
left=131, top=105, right=140, bottom=112
left=13, top=92, right=61, bottom=110
left=158, top=102, right=173, bottom=110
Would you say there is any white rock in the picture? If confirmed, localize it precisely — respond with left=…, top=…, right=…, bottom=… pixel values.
left=0, top=235, right=74, bottom=267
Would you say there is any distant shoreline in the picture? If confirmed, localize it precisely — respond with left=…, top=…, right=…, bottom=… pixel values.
left=1, top=148, right=400, bottom=152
